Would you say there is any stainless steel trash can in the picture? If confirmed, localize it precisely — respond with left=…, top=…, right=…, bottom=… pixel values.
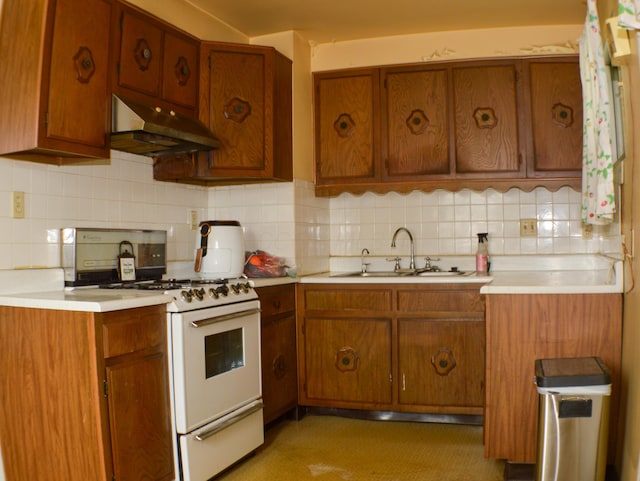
left=534, top=357, right=611, bottom=481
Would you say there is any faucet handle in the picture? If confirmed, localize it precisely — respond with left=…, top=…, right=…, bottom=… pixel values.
left=386, top=257, right=401, bottom=271
left=424, top=256, right=441, bottom=270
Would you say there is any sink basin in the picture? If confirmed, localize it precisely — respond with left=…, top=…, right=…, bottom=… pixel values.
left=331, top=270, right=473, bottom=278
left=331, top=271, right=410, bottom=277
left=416, top=270, right=474, bottom=277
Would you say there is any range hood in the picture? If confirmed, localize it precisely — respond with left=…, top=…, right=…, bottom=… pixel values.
left=110, top=95, right=220, bottom=157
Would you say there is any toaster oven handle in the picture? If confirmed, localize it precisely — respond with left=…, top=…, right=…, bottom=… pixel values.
left=190, top=308, right=261, bottom=328
left=194, top=400, right=263, bottom=441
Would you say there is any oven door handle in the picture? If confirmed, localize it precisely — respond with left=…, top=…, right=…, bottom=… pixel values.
left=190, top=308, right=261, bottom=328
left=194, top=400, right=263, bottom=441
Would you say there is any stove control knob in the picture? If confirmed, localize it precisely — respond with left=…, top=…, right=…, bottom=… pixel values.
left=231, top=283, right=240, bottom=294
left=240, top=282, right=250, bottom=293
left=194, top=288, right=205, bottom=301
left=216, top=285, right=229, bottom=297
left=181, top=290, right=193, bottom=303
left=208, top=288, right=219, bottom=299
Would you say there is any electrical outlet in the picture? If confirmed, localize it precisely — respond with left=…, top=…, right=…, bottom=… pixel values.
left=11, top=191, right=24, bottom=219
left=189, top=210, right=198, bottom=230
left=520, top=218, right=537, bottom=237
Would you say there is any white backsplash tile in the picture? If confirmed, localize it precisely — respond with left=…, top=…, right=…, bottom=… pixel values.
left=0, top=151, right=621, bottom=274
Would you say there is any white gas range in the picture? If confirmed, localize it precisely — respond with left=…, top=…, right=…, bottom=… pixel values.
left=159, top=278, right=264, bottom=481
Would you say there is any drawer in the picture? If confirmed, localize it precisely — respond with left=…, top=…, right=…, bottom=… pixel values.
left=397, top=288, right=484, bottom=313
left=101, top=305, right=166, bottom=358
left=304, top=288, right=392, bottom=312
left=257, top=284, right=295, bottom=318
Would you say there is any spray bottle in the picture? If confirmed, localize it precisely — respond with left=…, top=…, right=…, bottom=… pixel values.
left=475, top=233, right=489, bottom=274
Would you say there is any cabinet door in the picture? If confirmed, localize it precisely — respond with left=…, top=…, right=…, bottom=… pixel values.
left=453, top=64, right=522, bottom=175
left=106, top=353, right=174, bottom=481
left=302, top=317, right=392, bottom=405
left=205, top=47, right=268, bottom=171
left=527, top=60, right=582, bottom=176
left=117, top=7, right=163, bottom=98
left=314, top=70, right=380, bottom=184
left=261, top=314, right=298, bottom=424
left=398, top=319, right=485, bottom=408
left=382, top=67, right=450, bottom=178
left=44, top=0, right=112, bottom=155
left=162, top=31, right=198, bottom=110
left=102, top=306, right=174, bottom=481
left=258, top=284, right=297, bottom=424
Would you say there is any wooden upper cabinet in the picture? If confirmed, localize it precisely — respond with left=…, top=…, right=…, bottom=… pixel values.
left=114, top=2, right=199, bottom=114
left=314, top=56, right=582, bottom=197
left=193, top=42, right=292, bottom=183
left=526, top=59, right=583, bottom=176
left=0, top=0, right=112, bottom=163
left=314, top=69, right=379, bottom=184
left=382, top=67, right=450, bottom=179
left=452, top=63, right=523, bottom=176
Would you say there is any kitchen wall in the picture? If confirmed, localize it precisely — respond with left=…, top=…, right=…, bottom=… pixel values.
left=598, top=0, right=640, bottom=479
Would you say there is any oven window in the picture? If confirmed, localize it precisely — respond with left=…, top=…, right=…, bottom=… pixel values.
left=204, top=328, right=245, bottom=378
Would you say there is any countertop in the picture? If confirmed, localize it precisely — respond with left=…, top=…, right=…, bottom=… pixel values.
left=301, top=254, right=624, bottom=295
left=0, top=254, right=622, bottom=312
left=0, top=288, right=171, bottom=312
left=0, top=268, right=298, bottom=312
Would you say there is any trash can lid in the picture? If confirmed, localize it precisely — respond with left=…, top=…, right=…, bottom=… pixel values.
left=535, top=356, right=611, bottom=388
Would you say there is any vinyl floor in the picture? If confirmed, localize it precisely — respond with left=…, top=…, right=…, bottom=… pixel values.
left=217, top=415, right=505, bottom=481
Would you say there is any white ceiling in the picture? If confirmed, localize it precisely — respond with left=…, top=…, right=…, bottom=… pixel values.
left=187, top=0, right=587, bottom=43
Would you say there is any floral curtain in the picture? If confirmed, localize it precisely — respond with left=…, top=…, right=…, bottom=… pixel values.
left=580, top=0, right=616, bottom=225
left=619, top=0, right=640, bottom=29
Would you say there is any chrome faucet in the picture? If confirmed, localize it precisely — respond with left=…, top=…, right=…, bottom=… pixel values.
left=391, top=227, right=415, bottom=270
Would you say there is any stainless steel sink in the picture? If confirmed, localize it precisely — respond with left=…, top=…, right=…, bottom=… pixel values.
left=416, top=270, right=474, bottom=277
left=331, top=270, right=473, bottom=278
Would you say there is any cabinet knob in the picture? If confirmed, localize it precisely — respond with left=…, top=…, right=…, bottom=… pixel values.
left=272, top=354, right=286, bottom=379
left=431, top=348, right=456, bottom=376
left=335, top=347, right=358, bottom=372
left=133, top=38, right=152, bottom=71
left=73, top=46, right=96, bottom=84
left=174, top=56, right=191, bottom=86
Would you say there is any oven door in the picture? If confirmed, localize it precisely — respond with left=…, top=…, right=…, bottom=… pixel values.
left=170, top=300, right=261, bottom=433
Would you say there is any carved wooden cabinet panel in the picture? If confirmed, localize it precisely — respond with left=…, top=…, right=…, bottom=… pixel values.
left=382, top=66, right=450, bottom=179
left=484, top=293, right=622, bottom=464
left=115, top=1, right=199, bottom=114
left=527, top=59, right=583, bottom=176
left=0, top=0, right=112, bottom=162
left=256, top=284, right=298, bottom=424
left=0, top=304, right=174, bottom=481
left=452, top=63, right=523, bottom=176
left=314, top=69, right=380, bottom=184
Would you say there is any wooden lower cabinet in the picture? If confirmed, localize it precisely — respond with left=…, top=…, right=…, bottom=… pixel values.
left=304, top=316, right=393, bottom=406
left=256, top=284, right=298, bottom=424
left=398, top=318, right=484, bottom=409
left=0, top=305, right=174, bottom=481
left=484, top=294, right=622, bottom=464
left=297, top=283, right=485, bottom=414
